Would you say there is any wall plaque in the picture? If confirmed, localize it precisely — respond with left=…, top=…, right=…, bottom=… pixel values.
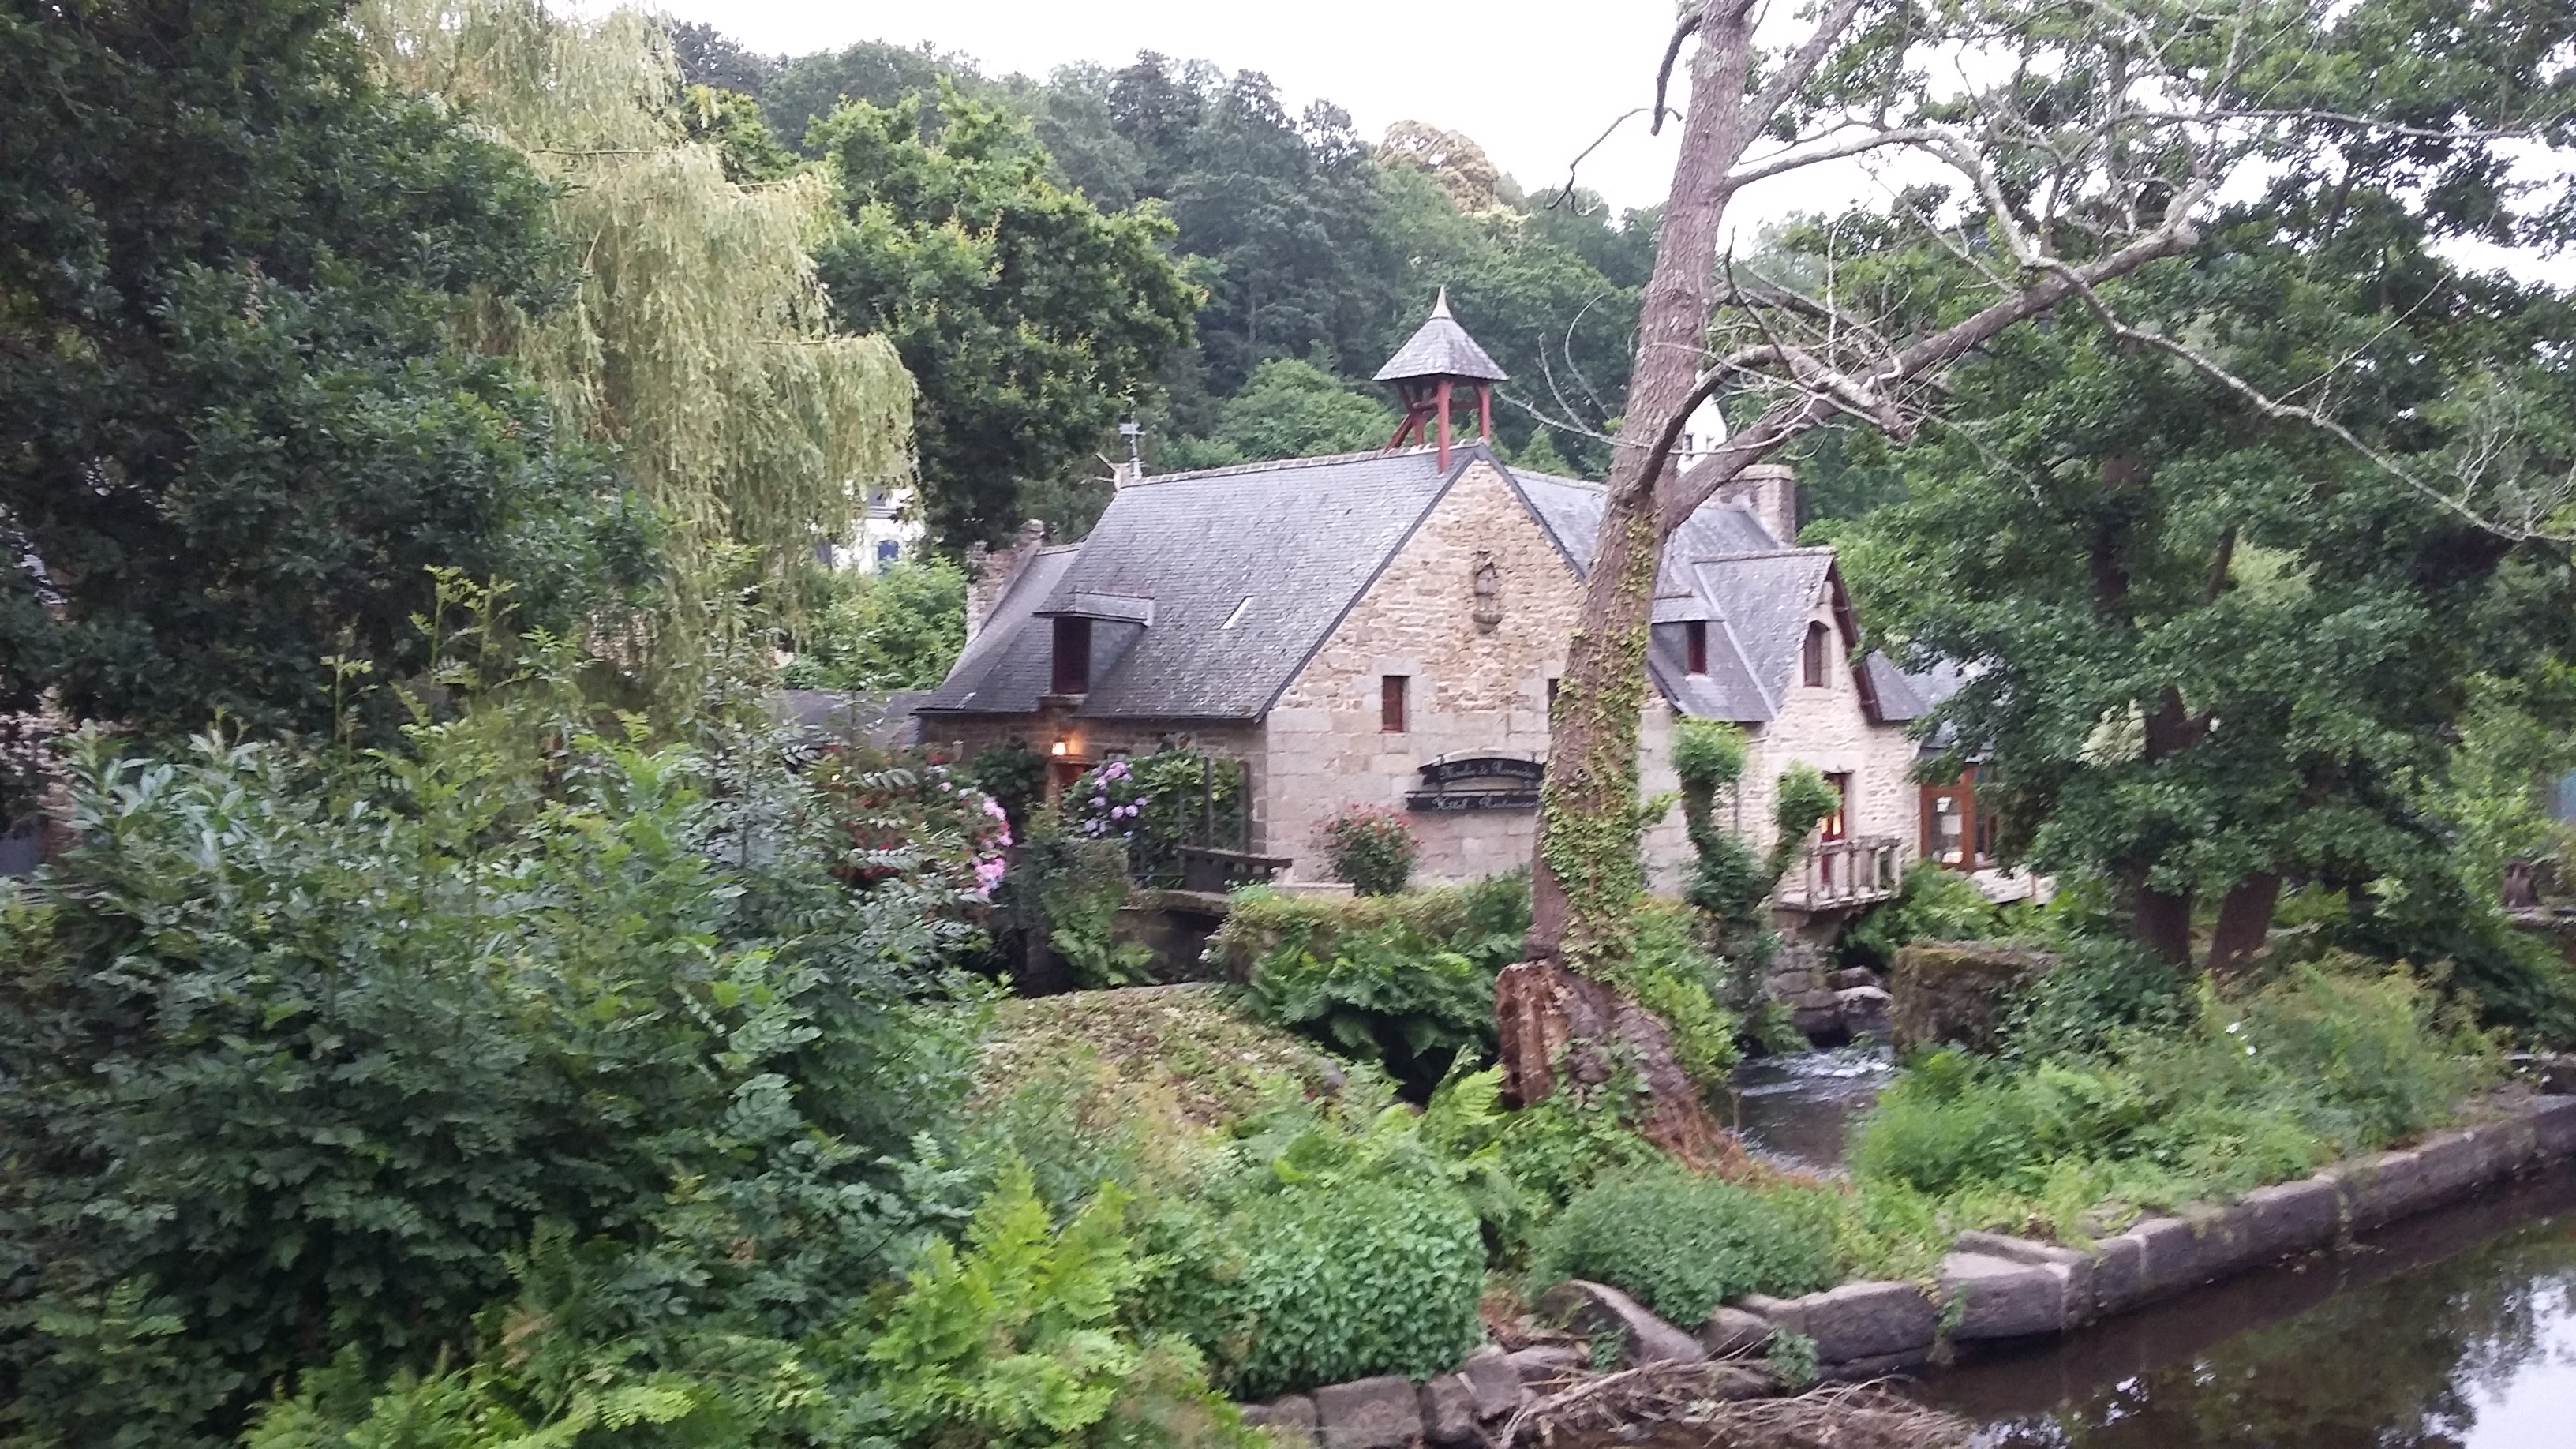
left=1407, top=754, right=1544, bottom=812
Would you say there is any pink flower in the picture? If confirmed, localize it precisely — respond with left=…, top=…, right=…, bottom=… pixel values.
left=972, top=856, right=1007, bottom=897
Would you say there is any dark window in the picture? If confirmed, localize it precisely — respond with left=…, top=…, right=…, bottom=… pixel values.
left=1381, top=675, right=1409, bottom=733
left=1683, top=620, right=1709, bottom=676
left=1546, top=676, right=1560, bottom=712
left=1822, top=771, right=1852, bottom=841
left=1051, top=616, right=1092, bottom=695
left=1802, top=621, right=1832, bottom=687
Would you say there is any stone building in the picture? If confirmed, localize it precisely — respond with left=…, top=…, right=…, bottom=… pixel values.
left=917, top=300, right=1956, bottom=903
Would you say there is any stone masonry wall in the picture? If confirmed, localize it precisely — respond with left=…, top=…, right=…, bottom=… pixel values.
left=1714, top=601, right=1920, bottom=868
left=1267, top=461, right=1581, bottom=884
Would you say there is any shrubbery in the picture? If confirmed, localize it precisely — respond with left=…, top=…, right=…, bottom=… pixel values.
left=1313, top=805, right=1419, bottom=896
left=0, top=698, right=979, bottom=1446
left=1842, top=861, right=2011, bottom=970
left=1062, top=749, right=1248, bottom=889
left=1853, top=960, right=2499, bottom=1217
left=1530, top=1167, right=1840, bottom=1323
left=1223, top=874, right=1530, bottom=1095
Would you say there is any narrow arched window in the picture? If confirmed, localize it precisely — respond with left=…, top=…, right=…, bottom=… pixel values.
left=1802, top=621, right=1832, bottom=688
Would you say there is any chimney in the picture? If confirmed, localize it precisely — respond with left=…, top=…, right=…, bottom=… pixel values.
left=964, top=519, right=1046, bottom=642
left=1717, top=463, right=1799, bottom=546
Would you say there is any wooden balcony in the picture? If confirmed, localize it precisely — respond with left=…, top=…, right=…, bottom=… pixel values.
left=1777, top=835, right=1903, bottom=912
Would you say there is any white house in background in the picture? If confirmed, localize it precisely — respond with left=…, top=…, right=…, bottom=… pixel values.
left=829, top=485, right=925, bottom=571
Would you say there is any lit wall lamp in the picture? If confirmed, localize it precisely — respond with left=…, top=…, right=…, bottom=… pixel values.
left=1050, top=739, right=1069, bottom=757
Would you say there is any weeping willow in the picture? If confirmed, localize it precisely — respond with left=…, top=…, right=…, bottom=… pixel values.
left=353, top=1, right=914, bottom=690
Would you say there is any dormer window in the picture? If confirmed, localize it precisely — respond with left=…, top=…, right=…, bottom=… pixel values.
left=1683, top=620, right=1709, bottom=676
left=1052, top=616, right=1092, bottom=695
left=1802, top=621, right=1831, bottom=688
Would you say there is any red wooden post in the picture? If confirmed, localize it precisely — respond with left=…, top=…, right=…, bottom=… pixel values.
left=1435, top=377, right=1453, bottom=469
left=1477, top=382, right=1492, bottom=442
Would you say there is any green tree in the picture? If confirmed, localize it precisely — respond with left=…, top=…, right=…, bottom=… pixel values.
left=1210, top=359, right=1396, bottom=462
left=358, top=0, right=917, bottom=687
left=783, top=559, right=969, bottom=691
left=814, top=88, right=1199, bottom=548
left=0, top=0, right=638, bottom=803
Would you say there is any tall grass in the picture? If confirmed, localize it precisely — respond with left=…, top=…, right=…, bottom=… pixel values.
left=1845, top=961, right=2499, bottom=1249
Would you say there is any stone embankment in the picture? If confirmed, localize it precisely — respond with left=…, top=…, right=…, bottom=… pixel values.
left=1238, top=1093, right=2576, bottom=1443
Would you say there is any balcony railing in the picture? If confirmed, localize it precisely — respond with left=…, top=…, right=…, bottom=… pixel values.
left=1778, top=835, right=1903, bottom=912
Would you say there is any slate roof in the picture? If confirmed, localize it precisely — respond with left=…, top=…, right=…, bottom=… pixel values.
left=923, top=442, right=1947, bottom=729
left=1507, top=466, right=1884, bottom=724
left=919, top=451, right=1459, bottom=720
left=1373, top=290, right=1508, bottom=383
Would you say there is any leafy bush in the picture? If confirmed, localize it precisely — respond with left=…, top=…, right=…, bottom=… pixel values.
left=1852, top=960, right=2499, bottom=1220
left=246, top=1167, right=1252, bottom=1449
left=1843, top=862, right=2009, bottom=969
left=780, top=556, right=968, bottom=691
left=809, top=742, right=1012, bottom=896
left=1996, top=934, right=2190, bottom=1065
left=0, top=710, right=975, bottom=1447
left=1020, top=824, right=1157, bottom=987
left=1314, top=805, right=1420, bottom=896
left=1241, top=928, right=1492, bottom=1096
left=969, top=739, right=1048, bottom=834
left=1225, top=875, right=1530, bottom=1095
left=1061, top=749, right=1249, bottom=889
left=1136, top=1103, right=1487, bottom=1400
left=1529, top=1166, right=1839, bottom=1322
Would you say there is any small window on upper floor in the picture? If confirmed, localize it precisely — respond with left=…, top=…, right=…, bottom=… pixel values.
left=1051, top=616, right=1093, bottom=695
left=1683, top=620, right=1709, bottom=676
left=1802, top=621, right=1832, bottom=688
left=1382, top=675, right=1410, bottom=733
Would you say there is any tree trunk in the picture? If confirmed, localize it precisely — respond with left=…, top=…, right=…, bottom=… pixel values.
left=2129, top=878, right=2196, bottom=965
left=1527, top=1, right=1759, bottom=972
left=1507, top=3, right=1767, bottom=1151
left=2205, top=870, right=2282, bottom=975
left=1494, top=958, right=1744, bottom=1168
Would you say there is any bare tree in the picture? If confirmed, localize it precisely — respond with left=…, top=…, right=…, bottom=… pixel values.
left=1500, top=0, right=2569, bottom=1151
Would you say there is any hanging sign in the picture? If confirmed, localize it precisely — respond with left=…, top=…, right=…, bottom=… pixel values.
left=1407, top=754, right=1543, bottom=811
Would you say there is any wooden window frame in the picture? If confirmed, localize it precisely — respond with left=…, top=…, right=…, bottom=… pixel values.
left=1381, top=674, right=1410, bottom=734
left=1050, top=616, right=1092, bottom=695
left=1683, top=619, right=1709, bottom=676
left=1822, top=770, right=1852, bottom=841
left=1802, top=621, right=1831, bottom=688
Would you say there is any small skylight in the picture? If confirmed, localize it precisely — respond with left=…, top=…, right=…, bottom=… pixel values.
left=1221, top=596, right=1253, bottom=630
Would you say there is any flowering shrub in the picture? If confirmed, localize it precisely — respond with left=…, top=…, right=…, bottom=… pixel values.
left=1066, top=757, right=1147, bottom=840
left=1315, top=806, right=1419, bottom=896
left=808, top=744, right=1011, bottom=897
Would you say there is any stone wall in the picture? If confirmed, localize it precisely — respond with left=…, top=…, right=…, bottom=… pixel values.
left=1267, top=460, right=1583, bottom=884
left=1724, top=599, right=1921, bottom=867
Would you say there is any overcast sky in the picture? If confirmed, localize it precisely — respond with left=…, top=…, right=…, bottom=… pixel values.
left=645, top=0, right=1702, bottom=213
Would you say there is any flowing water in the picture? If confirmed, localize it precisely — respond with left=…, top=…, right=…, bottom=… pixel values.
left=1724, top=1043, right=1892, bottom=1171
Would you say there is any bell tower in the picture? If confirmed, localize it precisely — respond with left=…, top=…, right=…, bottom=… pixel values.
left=1374, top=288, right=1508, bottom=470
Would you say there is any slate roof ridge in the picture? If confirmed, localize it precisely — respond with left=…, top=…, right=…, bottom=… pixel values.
left=1121, top=444, right=1484, bottom=487
left=1690, top=544, right=1834, bottom=562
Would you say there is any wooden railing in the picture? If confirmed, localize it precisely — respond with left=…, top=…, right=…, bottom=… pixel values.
left=1779, top=835, right=1902, bottom=911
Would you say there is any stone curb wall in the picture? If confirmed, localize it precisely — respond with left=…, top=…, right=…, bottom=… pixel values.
left=1237, top=1095, right=2576, bottom=1438
left=1740, top=1093, right=2576, bottom=1379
